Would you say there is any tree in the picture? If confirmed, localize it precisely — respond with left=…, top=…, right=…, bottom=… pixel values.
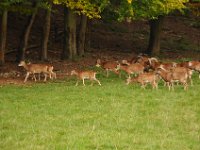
left=62, top=6, right=69, bottom=60
left=41, top=2, right=52, bottom=61
left=0, top=5, right=7, bottom=65
left=188, top=0, right=200, bottom=16
left=0, top=0, right=31, bottom=64
left=16, top=0, right=53, bottom=61
left=17, top=1, right=38, bottom=62
left=66, top=8, right=77, bottom=59
left=77, top=14, right=87, bottom=57
left=53, top=0, right=109, bottom=59
left=114, top=0, right=189, bottom=55
left=147, top=16, right=164, bottom=56
left=134, top=0, right=189, bottom=55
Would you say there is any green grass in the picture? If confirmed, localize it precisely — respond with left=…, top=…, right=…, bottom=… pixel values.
left=0, top=73, right=200, bottom=150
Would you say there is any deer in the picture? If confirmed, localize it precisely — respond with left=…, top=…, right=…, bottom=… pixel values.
left=188, top=61, right=200, bottom=78
left=31, top=64, right=57, bottom=81
left=156, top=67, right=190, bottom=90
left=176, top=61, right=190, bottom=68
left=172, top=66, right=193, bottom=86
left=126, top=72, right=159, bottom=89
left=70, top=70, right=101, bottom=86
left=119, top=63, right=144, bottom=78
left=18, top=61, right=55, bottom=82
left=148, top=57, right=177, bottom=71
left=148, top=57, right=161, bottom=70
left=96, top=59, right=120, bottom=77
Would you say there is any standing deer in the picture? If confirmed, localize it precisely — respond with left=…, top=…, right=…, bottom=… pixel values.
left=96, top=59, right=120, bottom=77
left=18, top=61, right=55, bottom=82
left=71, top=70, right=101, bottom=86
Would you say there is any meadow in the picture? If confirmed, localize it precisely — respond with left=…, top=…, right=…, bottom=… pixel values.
left=0, top=73, right=200, bottom=150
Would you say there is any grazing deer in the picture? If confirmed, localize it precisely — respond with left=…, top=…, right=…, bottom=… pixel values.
left=71, top=70, right=101, bottom=86
left=18, top=61, right=55, bottom=82
left=96, top=59, right=120, bottom=77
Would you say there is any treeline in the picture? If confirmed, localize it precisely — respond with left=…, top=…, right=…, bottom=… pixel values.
left=0, top=0, right=199, bottom=65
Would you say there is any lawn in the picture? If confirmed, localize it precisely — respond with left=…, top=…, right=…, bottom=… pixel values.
left=0, top=73, right=200, bottom=150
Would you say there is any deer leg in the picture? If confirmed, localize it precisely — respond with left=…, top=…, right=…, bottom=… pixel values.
left=90, top=80, right=94, bottom=86
left=167, top=82, right=171, bottom=91
left=153, top=81, right=158, bottom=89
left=43, top=73, right=47, bottom=82
left=90, top=78, right=94, bottom=86
left=75, top=80, right=79, bottom=86
left=163, top=80, right=167, bottom=86
left=24, top=72, right=30, bottom=82
left=171, top=82, right=174, bottom=91
left=94, top=78, right=101, bottom=86
left=32, top=73, right=37, bottom=81
left=50, top=71, right=56, bottom=79
left=53, top=73, right=56, bottom=79
left=183, top=82, right=188, bottom=90
left=82, top=79, right=85, bottom=86
left=106, top=70, right=109, bottom=77
left=141, top=82, right=146, bottom=89
left=119, top=71, right=122, bottom=78
left=53, top=72, right=57, bottom=79
left=51, top=71, right=56, bottom=79
left=188, top=76, right=193, bottom=86
left=156, top=83, right=158, bottom=89
left=38, top=73, right=41, bottom=81
left=49, top=72, right=52, bottom=79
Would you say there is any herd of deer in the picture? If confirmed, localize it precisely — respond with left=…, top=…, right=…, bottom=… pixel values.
left=18, top=54, right=200, bottom=90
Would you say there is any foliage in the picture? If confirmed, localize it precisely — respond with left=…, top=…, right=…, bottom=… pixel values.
left=115, top=0, right=189, bottom=21
left=0, top=0, right=52, bottom=15
left=187, top=0, right=200, bottom=16
left=53, top=0, right=109, bottom=18
left=136, top=0, right=187, bottom=18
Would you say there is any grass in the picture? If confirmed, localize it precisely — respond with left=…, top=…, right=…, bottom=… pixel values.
left=0, top=73, right=200, bottom=150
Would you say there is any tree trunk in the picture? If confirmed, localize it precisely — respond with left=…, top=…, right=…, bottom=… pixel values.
left=67, top=9, right=77, bottom=59
left=62, top=6, right=69, bottom=60
left=85, top=20, right=91, bottom=50
left=16, top=3, right=37, bottom=62
left=0, top=9, right=7, bottom=65
left=77, top=14, right=87, bottom=57
left=146, top=16, right=164, bottom=56
left=41, top=7, right=51, bottom=61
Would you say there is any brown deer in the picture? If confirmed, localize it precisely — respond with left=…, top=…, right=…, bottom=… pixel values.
left=156, top=67, right=190, bottom=90
left=119, top=63, right=144, bottom=78
left=18, top=61, right=55, bottom=82
left=126, top=72, right=158, bottom=89
left=71, top=70, right=101, bottom=86
left=96, top=59, right=120, bottom=77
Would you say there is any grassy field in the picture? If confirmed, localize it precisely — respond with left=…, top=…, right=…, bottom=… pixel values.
left=0, top=73, right=200, bottom=150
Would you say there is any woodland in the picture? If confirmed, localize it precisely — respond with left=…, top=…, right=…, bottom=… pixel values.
left=0, top=0, right=199, bottom=66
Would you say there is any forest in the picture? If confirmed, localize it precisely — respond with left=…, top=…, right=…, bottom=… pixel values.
left=0, top=0, right=199, bottom=64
